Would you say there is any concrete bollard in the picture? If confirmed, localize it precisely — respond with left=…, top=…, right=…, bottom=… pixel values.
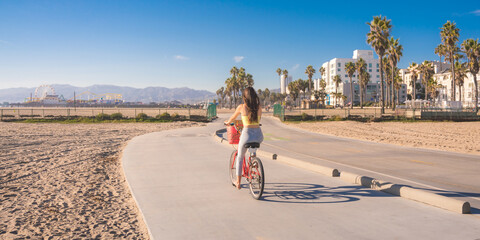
left=344, top=177, right=472, bottom=214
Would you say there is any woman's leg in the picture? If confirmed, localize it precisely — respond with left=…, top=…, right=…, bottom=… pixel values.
left=235, top=130, right=249, bottom=189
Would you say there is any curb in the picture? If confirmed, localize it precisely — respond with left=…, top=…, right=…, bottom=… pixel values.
left=213, top=129, right=339, bottom=178
left=340, top=171, right=470, bottom=214
left=214, top=128, right=471, bottom=214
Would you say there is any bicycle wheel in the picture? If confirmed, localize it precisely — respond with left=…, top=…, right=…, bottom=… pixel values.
left=229, top=150, right=238, bottom=186
left=248, top=157, right=264, bottom=200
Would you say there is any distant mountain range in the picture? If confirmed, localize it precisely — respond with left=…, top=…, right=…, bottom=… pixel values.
left=0, top=84, right=217, bottom=104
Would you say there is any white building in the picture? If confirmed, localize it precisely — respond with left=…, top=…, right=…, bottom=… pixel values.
left=319, top=50, right=383, bottom=106
left=280, top=74, right=292, bottom=94
left=399, top=61, right=479, bottom=107
left=400, top=61, right=450, bottom=99
left=433, top=70, right=480, bottom=107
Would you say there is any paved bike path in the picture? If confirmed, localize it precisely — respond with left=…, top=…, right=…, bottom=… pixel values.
left=256, top=114, right=480, bottom=210
left=122, top=120, right=480, bottom=239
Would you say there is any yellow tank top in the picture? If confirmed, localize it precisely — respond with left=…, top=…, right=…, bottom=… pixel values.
left=241, top=115, right=260, bottom=126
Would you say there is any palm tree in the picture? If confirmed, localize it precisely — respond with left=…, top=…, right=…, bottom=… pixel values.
left=428, top=78, right=442, bottom=106
left=288, top=80, right=300, bottom=107
left=408, top=62, right=419, bottom=102
left=382, top=56, right=391, bottom=107
left=319, top=79, right=327, bottom=106
left=276, top=68, right=282, bottom=78
left=435, top=44, right=447, bottom=71
left=341, top=94, right=348, bottom=107
left=454, top=61, right=467, bottom=102
left=296, top=79, right=308, bottom=100
left=216, top=87, right=225, bottom=108
left=461, top=38, right=480, bottom=113
left=237, top=67, right=247, bottom=92
left=282, top=69, right=289, bottom=83
left=224, top=79, right=234, bottom=109
left=305, top=65, right=316, bottom=95
left=319, top=67, right=325, bottom=77
left=361, top=71, right=371, bottom=107
left=387, top=37, right=403, bottom=110
left=440, top=21, right=460, bottom=101
left=345, top=62, right=356, bottom=109
left=355, top=58, right=367, bottom=108
left=367, top=15, right=392, bottom=114
left=394, top=73, right=403, bottom=106
left=264, top=88, right=271, bottom=106
left=246, top=73, right=254, bottom=87
left=333, top=75, right=342, bottom=106
left=257, top=89, right=263, bottom=105
left=419, top=61, right=434, bottom=100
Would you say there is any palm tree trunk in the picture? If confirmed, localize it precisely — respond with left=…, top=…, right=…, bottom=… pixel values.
left=391, top=67, right=396, bottom=110
left=360, top=84, right=364, bottom=109
left=385, top=81, right=389, bottom=108
left=379, top=56, right=385, bottom=114
left=459, top=84, right=462, bottom=103
left=335, top=87, right=338, bottom=107
left=474, top=75, right=479, bottom=113
left=350, top=77, right=354, bottom=109
left=425, top=83, right=428, bottom=101
left=413, top=79, right=416, bottom=106
left=451, top=56, right=456, bottom=101
left=397, top=88, right=400, bottom=106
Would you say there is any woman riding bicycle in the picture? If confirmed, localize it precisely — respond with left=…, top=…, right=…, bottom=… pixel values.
left=224, top=87, right=263, bottom=189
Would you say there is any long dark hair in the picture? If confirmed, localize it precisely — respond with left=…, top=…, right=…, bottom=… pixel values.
left=242, top=87, right=260, bottom=123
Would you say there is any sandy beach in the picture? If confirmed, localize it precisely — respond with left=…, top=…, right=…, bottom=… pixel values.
left=286, top=121, right=480, bottom=155
left=0, top=121, right=204, bottom=239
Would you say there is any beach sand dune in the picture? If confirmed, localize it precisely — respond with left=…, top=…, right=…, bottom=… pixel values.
left=0, top=122, right=204, bottom=239
left=287, top=121, right=480, bottom=155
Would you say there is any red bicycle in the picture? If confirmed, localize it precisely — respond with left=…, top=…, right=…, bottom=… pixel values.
left=227, top=122, right=265, bottom=200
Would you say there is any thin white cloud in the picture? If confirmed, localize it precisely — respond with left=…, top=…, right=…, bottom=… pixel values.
left=174, top=55, right=190, bottom=60
left=292, top=64, right=300, bottom=71
left=471, top=10, right=480, bottom=16
left=233, top=56, right=244, bottom=63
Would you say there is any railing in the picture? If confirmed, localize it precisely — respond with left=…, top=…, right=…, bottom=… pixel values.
left=0, top=107, right=215, bottom=121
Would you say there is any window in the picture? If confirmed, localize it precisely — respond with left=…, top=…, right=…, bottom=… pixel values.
left=376, top=69, right=379, bottom=72
left=353, top=75, right=356, bottom=77
left=369, top=69, right=372, bottom=72
left=377, top=75, right=379, bottom=78
left=369, top=63, right=372, bottom=67
left=338, top=68, right=341, bottom=72
left=376, top=63, right=379, bottom=67
left=338, top=63, right=341, bottom=67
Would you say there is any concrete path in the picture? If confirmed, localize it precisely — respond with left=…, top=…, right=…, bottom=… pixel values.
left=257, top=114, right=480, bottom=210
left=123, top=119, right=480, bottom=239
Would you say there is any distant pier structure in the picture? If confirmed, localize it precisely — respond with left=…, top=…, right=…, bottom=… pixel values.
left=24, top=85, right=123, bottom=105
left=26, top=85, right=63, bottom=104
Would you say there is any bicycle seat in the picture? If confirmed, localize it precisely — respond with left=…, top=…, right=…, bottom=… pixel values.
left=244, top=142, right=260, bottom=148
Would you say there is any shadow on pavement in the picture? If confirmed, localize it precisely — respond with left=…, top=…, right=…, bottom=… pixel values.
left=259, top=182, right=393, bottom=204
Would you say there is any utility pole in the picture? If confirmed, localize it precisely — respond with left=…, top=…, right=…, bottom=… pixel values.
left=74, top=91, right=76, bottom=111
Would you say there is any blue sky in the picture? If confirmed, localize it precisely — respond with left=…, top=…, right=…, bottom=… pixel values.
left=0, top=0, right=479, bottom=92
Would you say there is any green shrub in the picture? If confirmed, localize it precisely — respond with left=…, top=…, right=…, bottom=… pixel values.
left=156, top=112, right=171, bottom=120
left=329, top=115, right=343, bottom=121
left=136, top=113, right=149, bottom=120
left=96, top=113, right=111, bottom=120
left=110, top=112, right=123, bottom=120
left=171, top=113, right=179, bottom=119
left=301, top=113, right=311, bottom=121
